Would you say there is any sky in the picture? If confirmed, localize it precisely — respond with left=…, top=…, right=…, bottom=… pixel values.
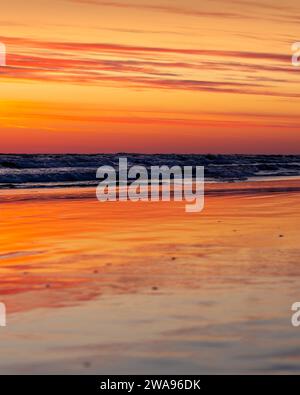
left=1, top=0, right=300, bottom=154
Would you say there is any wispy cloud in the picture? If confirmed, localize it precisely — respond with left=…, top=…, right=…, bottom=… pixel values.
left=68, top=0, right=300, bottom=24
left=1, top=36, right=289, bottom=62
left=69, top=0, right=247, bottom=19
left=0, top=35, right=296, bottom=99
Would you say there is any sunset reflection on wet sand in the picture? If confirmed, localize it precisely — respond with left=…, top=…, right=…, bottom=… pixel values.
left=0, top=180, right=300, bottom=374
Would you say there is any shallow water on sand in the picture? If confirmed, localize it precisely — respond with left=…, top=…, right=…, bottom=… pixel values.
left=0, top=180, right=300, bottom=374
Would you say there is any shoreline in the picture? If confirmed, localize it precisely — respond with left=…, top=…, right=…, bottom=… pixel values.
left=1, top=177, right=300, bottom=203
left=1, top=174, right=300, bottom=190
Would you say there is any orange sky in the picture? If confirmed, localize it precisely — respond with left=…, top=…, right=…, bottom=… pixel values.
left=1, top=0, right=300, bottom=153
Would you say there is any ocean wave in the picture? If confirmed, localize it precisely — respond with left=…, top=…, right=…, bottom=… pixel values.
left=0, top=154, right=300, bottom=189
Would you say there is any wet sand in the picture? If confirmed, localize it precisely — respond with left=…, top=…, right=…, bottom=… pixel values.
left=0, top=180, right=300, bottom=374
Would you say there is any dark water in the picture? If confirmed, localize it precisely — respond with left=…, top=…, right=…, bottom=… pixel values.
left=1, top=154, right=300, bottom=188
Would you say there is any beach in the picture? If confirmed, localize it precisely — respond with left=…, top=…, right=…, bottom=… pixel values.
left=0, top=179, right=300, bottom=374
